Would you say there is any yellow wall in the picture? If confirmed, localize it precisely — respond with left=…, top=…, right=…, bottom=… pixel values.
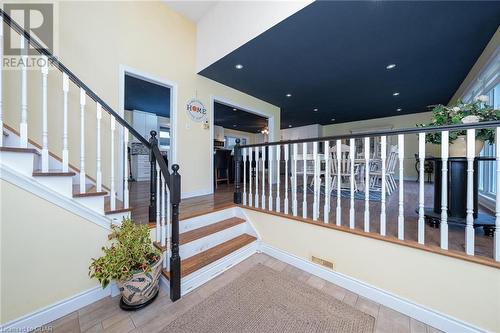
left=245, top=208, right=500, bottom=332
left=0, top=180, right=110, bottom=324
left=3, top=1, right=280, bottom=196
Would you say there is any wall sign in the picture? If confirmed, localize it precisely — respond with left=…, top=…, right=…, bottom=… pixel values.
left=186, top=98, right=207, bottom=122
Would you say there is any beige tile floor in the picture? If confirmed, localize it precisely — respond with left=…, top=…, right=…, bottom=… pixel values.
left=46, top=254, right=443, bottom=333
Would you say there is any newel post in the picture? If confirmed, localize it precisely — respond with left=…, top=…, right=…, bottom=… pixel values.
left=170, top=164, right=182, bottom=301
left=234, top=139, right=242, bottom=204
left=149, top=130, right=158, bottom=222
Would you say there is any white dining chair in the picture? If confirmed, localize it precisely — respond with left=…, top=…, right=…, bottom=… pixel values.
left=330, top=144, right=360, bottom=192
left=369, top=145, right=398, bottom=194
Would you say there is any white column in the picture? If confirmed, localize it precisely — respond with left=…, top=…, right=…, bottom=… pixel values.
left=398, top=134, right=405, bottom=240
left=364, top=137, right=370, bottom=232
left=313, top=141, right=319, bottom=220
left=62, top=74, right=69, bottom=172
left=96, top=103, right=102, bottom=191
left=20, top=36, right=28, bottom=148
left=268, top=145, right=273, bottom=210
left=440, top=131, right=449, bottom=249
left=123, top=127, right=129, bottom=209
left=110, top=117, right=116, bottom=210
left=255, top=147, right=259, bottom=208
left=336, top=139, right=342, bottom=226
left=156, top=161, right=161, bottom=243
left=380, top=136, right=387, bottom=235
left=276, top=145, right=281, bottom=212
left=0, top=21, right=3, bottom=147
left=495, top=128, right=500, bottom=261
left=349, top=138, right=355, bottom=229
left=324, top=140, right=331, bottom=223
left=261, top=146, right=266, bottom=209
left=79, top=89, right=86, bottom=193
left=284, top=144, right=289, bottom=214
left=292, top=143, right=298, bottom=216
left=249, top=147, right=253, bottom=207
left=243, top=148, right=247, bottom=206
left=418, top=132, right=426, bottom=244
left=465, top=128, right=475, bottom=255
left=302, top=142, right=307, bottom=218
left=41, top=56, right=49, bottom=172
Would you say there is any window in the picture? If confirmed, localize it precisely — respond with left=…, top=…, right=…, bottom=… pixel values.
left=159, top=126, right=170, bottom=150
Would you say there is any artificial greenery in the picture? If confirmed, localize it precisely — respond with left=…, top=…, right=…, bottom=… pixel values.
left=417, top=96, right=500, bottom=144
left=89, top=218, right=161, bottom=288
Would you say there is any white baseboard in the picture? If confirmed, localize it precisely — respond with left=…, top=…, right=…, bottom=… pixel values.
left=0, top=286, right=111, bottom=332
left=260, top=243, right=487, bottom=333
left=181, top=188, right=212, bottom=199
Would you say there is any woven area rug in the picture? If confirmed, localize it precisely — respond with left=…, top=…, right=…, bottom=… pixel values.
left=162, top=264, right=374, bottom=333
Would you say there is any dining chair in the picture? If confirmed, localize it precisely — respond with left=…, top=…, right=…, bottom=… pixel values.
left=369, top=145, right=398, bottom=194
left=330, top=144, right=360, bottom=192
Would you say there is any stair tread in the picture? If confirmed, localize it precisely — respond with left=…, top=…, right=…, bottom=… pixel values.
left=73, top=184, right=107, bottom=197
left=179, top=217, right=246, bottom=245
left=104, top=196, right=133, bottom=215
left=162, top=234, right=257, bottom=279
left=33, top=170, right=76, bottom=177
left=0, top=146, right=40, bottom=155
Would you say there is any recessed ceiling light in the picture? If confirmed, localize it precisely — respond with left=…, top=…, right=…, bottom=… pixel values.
left=233, top=124, right=237, bottom=127
left=233, top=108, right=237, bottom=111
left=234, top=64, right=243, bottom=69
left=396, top=108, right=402, bottom=112
left=286, top=93, right=292, bottom=98
left=393, top=92, right=400, bottom=96
left=288, top=125, right=292, bottom=128
left=386, top=64, right=396, bottom=70
left=313, top=108, right=318, bottom=112
left=331, top=118, right=336, bottom=122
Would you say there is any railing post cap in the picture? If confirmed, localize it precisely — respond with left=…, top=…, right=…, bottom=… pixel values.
left=172, top=164, right=180, bottom=173
left=150, top=130, right=157, bottom=137
left=235, top=138, right=240, bottom=144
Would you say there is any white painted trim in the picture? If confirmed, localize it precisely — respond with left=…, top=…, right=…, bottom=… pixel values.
left=260, top=243, right=488, bottom=333
left=0, top=164, right=112, bottom=231
left=0, top=285, right=111, bottom=331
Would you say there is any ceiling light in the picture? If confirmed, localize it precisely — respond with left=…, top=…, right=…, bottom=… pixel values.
left=396, top=108, right=402, bottom=112
left=233, top=124, right=237, bottom=127
left=393, top=92, right=400, bottom=96
left=234, top=64, right=243, bottom=69
left=288, top=125, right=292, bottom=128
left=286, top=93, right=292, bottom=98
left=386, top=64, right=396, bottom=70
left=233, top=108, right=237, bottom=111
left=313, top=108, right=318, bottom=112
left=331, top=118, right=336, bottom=122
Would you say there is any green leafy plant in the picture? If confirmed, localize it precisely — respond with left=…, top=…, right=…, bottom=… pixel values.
left=417, top=96, right=500, bottom=144
left=89, top=218, right=161, bottom=288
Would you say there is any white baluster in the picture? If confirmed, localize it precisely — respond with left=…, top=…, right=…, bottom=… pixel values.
left=249, top=147, right=253, bottom=207
left=276, top=145, right=281, bottom=212
left=313, top=141, right=319, bottom=220
left=302, top=142, right=307, bottom=218
left=268, top=145, right=273, bottom=211
left=110, top=117, right=116, bottom=210
left=440, top=131, right=449, bottom=249
left=336, top=139, right=341, bottom=226
left=262, top=146, right=266, bottom=209
left=160, top=174, right=166, bottom=268
left=398, top=134, right=405, bottom=240
left=418, top=132, right=426, bottom=244
left=465, top=129, right=475, bottom=255
left=364, top=137, right=370, bottom=232
left=41, top=56, right=49, bottom=172
left=62, top=74, right=69, bottom=172
left=349, top=138, right=355, bottom=229
left=380, top=136, right=387, bottom=235
left=156, top=162, right=161, bottom=243
left=20, top=35, right=28, bottom=148
left=324, top=140, right=331, bottom=223
left=495, top=128, right=500, bottom=261
left=255, top=147, right=259, bottom=208
left=292, top=143, right=298, bottom=216
left=166, top=184, right=171, bottom=271
left=0, top=21, right=3, bottom=147
left=284, top=144, right=289, bottom=214
left=243, top=148, right=247, bottom=205
left=79, top=89, right=86, bottom=193
left=124, top=127, right=129, bottom=209
left=96, top=103, right=102, bottom=191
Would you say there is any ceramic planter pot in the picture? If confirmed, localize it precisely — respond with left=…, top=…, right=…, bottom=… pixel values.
left=118, top=255, right=162, bottom=310
left=449, top=135, right=484, bottom=157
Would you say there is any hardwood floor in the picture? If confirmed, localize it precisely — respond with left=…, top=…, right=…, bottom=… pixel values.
left=46, top=254, right=443, bottom=333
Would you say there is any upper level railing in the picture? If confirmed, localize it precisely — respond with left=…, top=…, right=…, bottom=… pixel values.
left=0, top=9, right=181, bottom=300
left=233, top=120, right=500, bottom=265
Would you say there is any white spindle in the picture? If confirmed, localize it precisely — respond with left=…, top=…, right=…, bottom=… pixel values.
left=313, top=141, right=319, bottom=220
left=302, top=142, right=307, bottom=218
left=166, top=185, right=171, bottom=271
left=276, top=145, right=281, bottom=212
left=336, top=139, right=341, bottom=226
left=364, top=137, right=370, bottom=232
left=324, top=140, right=331, bottom=223
left=255, top=147, right=259, bottom=208
left=160, top=174, right=166, bottom=268
left=0, top=21, right=3, bottom=146
left=398, top=134, right=405, bottom=240
left=20, top=35, right=28, bottom=148
left=156, top=162, right=161, bottom=243
left=292, top=143, right=298, bottom=216
left=380, top=136, right=387, bottom=235
left=79, top=89, right=86, bottom=193
left=249, top=147, right=253, bottom=207
left=495, top=128, right=500, bottom=261
left=62, top=74, right=69, bottom=172
left=465, top=129, right=475, bottom=255
left=41, top=56, right=49, bottom=171
left=418, top=132, right=425, bottom=244
left=440, top=131, right=449, bottom=249
left=262, top=146, right=266, bottom=209
left=96, top=103, right=102, bottom=191
left=110, top=117, right=116, bottom=210
left=284, top=145, right=289, bottom=214
left=124, top=127, right=129, bottom=209
left=268, top=145, right=273, bottom=210
left=349, top=138, right=355, bottom=228
left=243, top=148, right=247, bottom=205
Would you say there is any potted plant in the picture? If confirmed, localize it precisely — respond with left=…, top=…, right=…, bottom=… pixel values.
left=89, top=218, right=162, bottom=310
left=417, top=95, right=499, bottom=157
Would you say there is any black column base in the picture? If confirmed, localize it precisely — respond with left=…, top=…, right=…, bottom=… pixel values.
left=233, top=192, right=242, bottom=205
left=170, top=256, right=181, bottom=302
left=119, top=288, right=159, bottom=311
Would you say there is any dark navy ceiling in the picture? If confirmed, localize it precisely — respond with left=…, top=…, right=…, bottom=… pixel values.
left=200, top=1, right=500, bottom=129
left=125, top=75, right=171, bottom=117
left=214, top=102, right=268, bottom=133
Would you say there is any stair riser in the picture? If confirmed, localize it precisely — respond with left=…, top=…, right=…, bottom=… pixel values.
left=74, top=196, right=105, bottom=214
left=34, top=177, right=73, bottom=197
left=180, top=223, right=247, bottom=259
left=180, top=208, right=237, bottom=233
left=0, top=152, right=35, bottom=176
left=106, top=211, right=130, bottom=225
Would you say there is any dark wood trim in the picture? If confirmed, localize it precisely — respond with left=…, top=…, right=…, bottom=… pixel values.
left=33, top=170, right=76, bottom=177
left=0, top=147, right=39, bottom=154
